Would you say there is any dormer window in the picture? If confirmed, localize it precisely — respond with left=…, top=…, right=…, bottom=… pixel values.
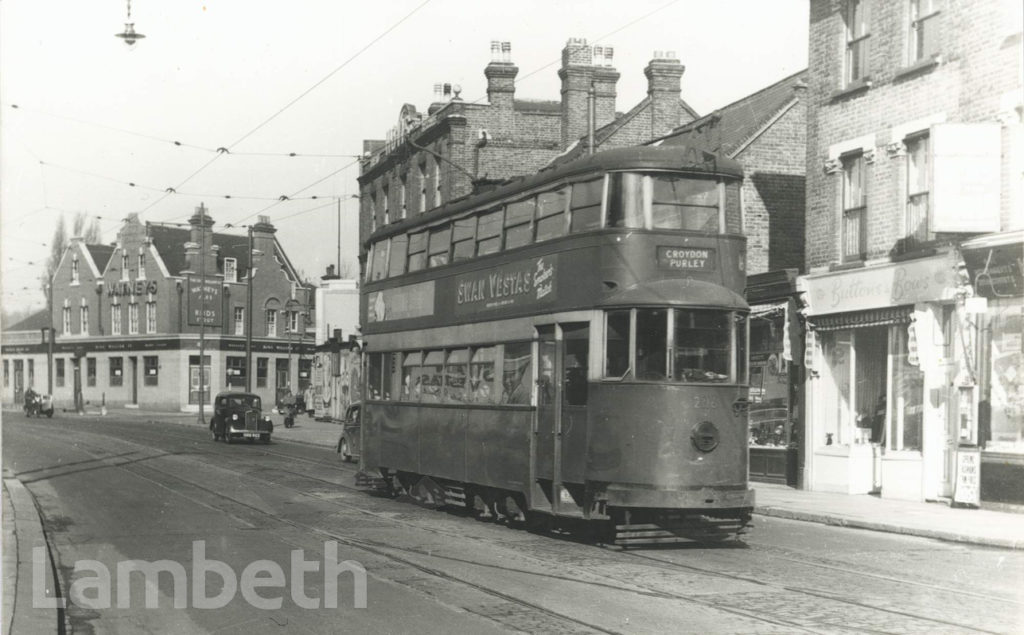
left=224, top=257, right=237, bottom=283
left=71, top=256, right=80, bottom=284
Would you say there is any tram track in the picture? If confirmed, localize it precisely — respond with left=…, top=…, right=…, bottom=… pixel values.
left=13, top=418, right=1017, bottom=633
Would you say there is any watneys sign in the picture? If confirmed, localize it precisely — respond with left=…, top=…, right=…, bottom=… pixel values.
left=108, top=280, right=158, bottom=297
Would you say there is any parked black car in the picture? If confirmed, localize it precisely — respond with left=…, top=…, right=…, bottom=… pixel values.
left=210, top=391, right=273, bottom=443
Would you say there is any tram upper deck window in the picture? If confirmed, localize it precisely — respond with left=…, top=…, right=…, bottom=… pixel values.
left=388, top=234, right=408, bottom=277
left=370, top=241, right=389, bottom=282
left=673, top=310, right=730, bottom=383
left=452, top=216, right=476, bottom=262
left=504, top=198, right=535, bottom=250
left=607, top=173, right=645, bottom=228
left=477, top=209, right=503, bottom=256
left=407, top=231, right=427, bottom=272
left=651, top=176, right=720, bottom=232
left=570, top=178, right=604, bottom=233
left=428, top=225, right=451, bottom=267
left=535, top=188, right=568, bottom=242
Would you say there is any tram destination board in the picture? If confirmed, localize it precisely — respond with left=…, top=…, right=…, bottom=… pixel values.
left=657, top=246, right=716, bottom=271
left=187, top=277, right=223, bottom=327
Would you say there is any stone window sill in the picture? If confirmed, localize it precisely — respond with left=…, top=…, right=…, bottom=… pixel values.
left=830, top=78, right=872, bottom=102
left=894, top=55, right=942, bottom=81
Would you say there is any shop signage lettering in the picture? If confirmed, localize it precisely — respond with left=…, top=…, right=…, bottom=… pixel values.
left=108, top=280, right=158, bottom=297
left=454, top=256, right=557, bottom=315
left=657, top=246, right=716, bottom=271
left=801, top=254, right=957, bottom=315
left=187, top=277, right=223, bottom=327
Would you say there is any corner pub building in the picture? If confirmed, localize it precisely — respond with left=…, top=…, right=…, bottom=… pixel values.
left=1, top=207, right=315, bottom=412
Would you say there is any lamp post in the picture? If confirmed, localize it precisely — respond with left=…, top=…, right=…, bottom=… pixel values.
left=44, top=282, right=54, bottom=394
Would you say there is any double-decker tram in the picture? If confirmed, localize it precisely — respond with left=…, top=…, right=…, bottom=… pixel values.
left=358, top=145, right=752, bottom=545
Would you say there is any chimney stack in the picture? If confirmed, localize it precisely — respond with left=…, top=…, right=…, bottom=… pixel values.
left=185, top=203, right=217, bottom=276
left=484, top=40, right=518, bottom=138
left=645, top=50, right=685, bottom=139
left=591, top=45, right=619, bottom=132
left=559, top=38, right=594, bottom=148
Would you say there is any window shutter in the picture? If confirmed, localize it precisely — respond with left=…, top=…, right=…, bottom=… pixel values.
left=930, top=122, right=1001, bottom=233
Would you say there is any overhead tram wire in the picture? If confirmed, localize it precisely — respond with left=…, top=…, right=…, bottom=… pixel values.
left=137, top=0, right=434, bottom=223
left=234, top=156, right=363, bottom=224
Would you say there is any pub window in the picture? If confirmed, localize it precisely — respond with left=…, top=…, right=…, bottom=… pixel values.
left=905, top=133, right=930, bottom=249
left=111, top=302, right=122, bottom=336
left=265, top=309, right=277, bottom=336
left=908, top=0, right=940, bottom=64
left=128, top=302, right=139, bottom=334
left=535, top=187, right=569, bottom=242
left=451, top=216, right=476, bottom=262
left=651, top=175, right=720, bottom=232
left=71, top=257, right=80, bottom=284
left=607, top=173, right=644, bottom=229
left=225, top=356, right=246, bottom=388
left=87, top=358, right=96, bottom=387
left=286, top=310, right=299, bottom=334
left=407, top=231, right=428, bottom=272
left=234, top=307, right=245, bottom=335
left=427, top=224, right=452, bottom=268
left=56, top=358, right=66, bottom=388
left=62, top=305, right=71, bottom=335
left=138, top=250, right=147, bottom=280
left=80, top=301, right=89, bottom=335
left=420, top=350, right=445, bottom=404
left=388, top=234, right=408, bottom=277
left=468, top=346, right=498, bottom=404
left=110, top=357, right=123, bottom=387
left=444, top=348, right=469, bottom=403
left=370, top=239, right=389, bottom=281
left=144, top=355, right=159, bottom=386
left=257, top=357, right=269, bottom=388
left=146, top=300, right=156, bottom=334
left=121, top=253, right=129, bottom=280
left=503, top=198, right=535, bottom=250
left=224, top=257, right=237, bottom=283
left=605, top=310, right=632, bottom=378
left=2, top=360, right=8, bottom=387
left=841, top=151, right=867, bottom=262
left=401, top=351, right=423, bottom=402
left=636, top=309, right=669, bottom=380
left=844, top=0, right=871, bottom=86
left=476, top=209, right=503, bottom=256
left=569, top=178, right=604, bottom=233
left=501, top=342, right=533, bottom=405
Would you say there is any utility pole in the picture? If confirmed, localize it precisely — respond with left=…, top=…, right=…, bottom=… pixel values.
left=245, top=225, right=254, bottom=392
left=197, top=203, right=208, bottom=426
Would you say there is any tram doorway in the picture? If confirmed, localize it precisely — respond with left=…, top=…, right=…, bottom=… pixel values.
left=534, top=322, right=589, bottom=514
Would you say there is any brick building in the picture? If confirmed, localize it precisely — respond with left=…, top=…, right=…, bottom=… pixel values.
left=655, top=71, right=809, bottom=485
left=1, top=207, right=315, bottom=412
left=357, top=38, right=700, bottom=271
left=800, top=0, right=1022, bottom=503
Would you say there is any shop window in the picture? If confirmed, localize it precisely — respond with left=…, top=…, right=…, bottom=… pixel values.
left=56, top=359, right=65, bottom=388
left=256, top=357, right=268, bottom=388
left=823, top=331, right=854, bottom=446
left=111, top=303, right=122, bottom=335
left=908, top=0, right=940, bottom=64
left=535, top=187, right=569, bottom=242
left=451, top=217, right=476, bottom=262
left=844, top=0, right=871, bottom=86
left=444, top=348, right=468, bottom=403
left=503, top=199, right=534, bottom=250
left=904, top=133, right=930, bottom=249
left=144, top=356, right=159, bottom=386
left=110, top=357, right=123, bottom=387
left=265, top=309, right=277, bottom=337
left=605, top=310, right=631, bottom=378
left=298, top=358, right=312, bottom=391
left=841, top=152, right=867, bottom=262
left=468, top=346, right=498, bottom=404
left=501, top=342, right=532, bottom=405
left=87, top=358, right=96, bottom=387
left=856, top=326, right=889, bottom=446
left=388, top=234, right=408, bottom=277
left=407, top=231, right=428, bottom=272
left=226, top=356, right=246, bottom=388
left=887, top=324, right=923, bottom=451
left=427, top=225, right=451, bottom=267
left=475, top=210, right=503, bottom=256
left=569, top=179, right=603, bottom=233
left=985, top=298, right=1023, bottom=451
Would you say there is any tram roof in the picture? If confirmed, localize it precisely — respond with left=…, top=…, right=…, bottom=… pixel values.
left=599, top=278, right=748, bottom=311
left=368, top=145, right=743, bottom=245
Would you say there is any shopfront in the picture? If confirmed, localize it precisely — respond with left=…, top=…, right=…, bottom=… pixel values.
left=962, top=231, right=1024, bottom=506
left=799, top=253, right=961, bottom=501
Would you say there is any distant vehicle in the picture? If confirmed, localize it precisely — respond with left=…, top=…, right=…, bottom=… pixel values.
left=24, top=393, right=54, bottom=418
left=210, top=391, right=273, bottom=443
left=336, top=403, right=361, bottom=463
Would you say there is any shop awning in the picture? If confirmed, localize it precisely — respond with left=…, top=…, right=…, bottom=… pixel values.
left=749, top=301, right=788, bottom=318
left=809, top=306, right=912, bottom=331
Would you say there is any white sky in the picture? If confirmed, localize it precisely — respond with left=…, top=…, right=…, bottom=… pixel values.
left=0, top=0, right=809, bottom=313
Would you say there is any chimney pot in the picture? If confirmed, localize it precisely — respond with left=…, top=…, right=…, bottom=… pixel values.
left=490, top=40, right=500, bottom=62
left=501, top=41, right=511, bottom=62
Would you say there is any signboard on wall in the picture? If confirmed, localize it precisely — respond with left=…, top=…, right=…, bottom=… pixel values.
left=187, top=277, right=222, bottom=327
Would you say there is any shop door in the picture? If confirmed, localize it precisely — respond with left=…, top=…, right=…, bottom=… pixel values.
left=129, top=356, right=138, bottom=405
left=532, top=323, right=589, bottom=514
left=13, top=360, right=24, bottom=404
left=189, top=355, right=211, bottom=405
left=940, top=308, right=958, bottom=497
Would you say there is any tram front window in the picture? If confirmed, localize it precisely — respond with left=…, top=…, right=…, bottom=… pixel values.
left=673, top=310, right=730, bottom=383
left=651, top=175, right=719, bottom=233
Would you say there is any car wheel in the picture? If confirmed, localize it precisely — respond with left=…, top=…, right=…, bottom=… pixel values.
left=340, top=438, right=352, bottom=463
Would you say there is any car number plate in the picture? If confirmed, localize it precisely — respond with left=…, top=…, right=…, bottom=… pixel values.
left=244, top=432, right=260, bottom=438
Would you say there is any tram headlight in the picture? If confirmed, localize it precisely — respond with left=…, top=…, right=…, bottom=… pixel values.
left=691, top=421, right=719, bottom=452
